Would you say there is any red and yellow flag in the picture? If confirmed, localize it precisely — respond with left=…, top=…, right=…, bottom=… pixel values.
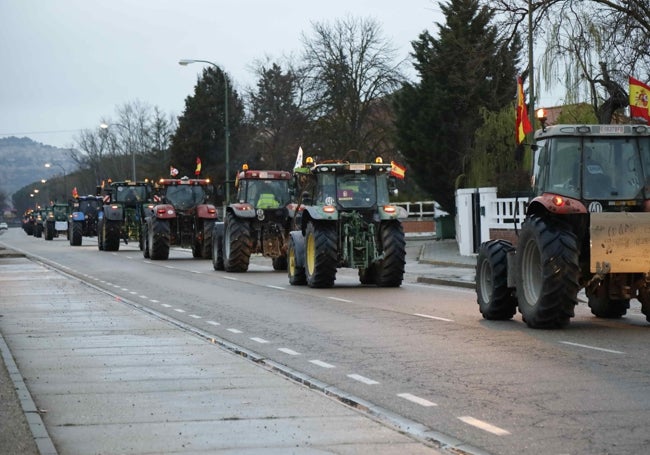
left=390, top=160, right=406, bottom=179
left=72, top=187, right=79, bottom=198
left=629, top=76, right=650, bottom=124
left=516, top=76, right=533, bottom=145
left=194, top=157, right=201, bottom=176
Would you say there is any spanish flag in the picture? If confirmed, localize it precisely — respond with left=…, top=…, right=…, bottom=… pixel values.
left=629, top=76, right=650, bottom=124
left=195, top=157, right=202, bottom=176
left=516, top=76, right=533, bottom=145
left=390, top=161, right=406, bottom=179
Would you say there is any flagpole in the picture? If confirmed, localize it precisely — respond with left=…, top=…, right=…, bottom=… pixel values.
left=527, top=0, right=535, bottom=138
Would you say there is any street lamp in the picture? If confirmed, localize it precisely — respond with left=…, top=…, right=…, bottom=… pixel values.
left=44, top=162, right=67, bottom=201
left=179, top=58, right=230, bottom=203
left=100, top=122, right=136, bottom=181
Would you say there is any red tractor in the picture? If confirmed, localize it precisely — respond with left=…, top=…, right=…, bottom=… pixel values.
left=143, top=177, right=218, bottom=260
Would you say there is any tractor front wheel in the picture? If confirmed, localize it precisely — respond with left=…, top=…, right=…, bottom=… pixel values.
left=374, top=221, right=406, bottom=287
left=149, top=218, right=170, bottom=260
left=70, top=221, right=83, bottom=246
left=476, top=240, right=517, bottom=320
left=223, top=213, right=251, bottom=272
left=586, top=277, right=629, bottom=318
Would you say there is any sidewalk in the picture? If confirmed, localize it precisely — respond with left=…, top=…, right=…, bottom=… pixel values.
left=0, top=239, right=480, bottom=455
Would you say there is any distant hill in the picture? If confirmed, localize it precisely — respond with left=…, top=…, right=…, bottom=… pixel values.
left=0, top=136, right=78, bottom=197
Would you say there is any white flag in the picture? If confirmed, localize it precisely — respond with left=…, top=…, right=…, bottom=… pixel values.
left=294, top=146, right=304, bottom=170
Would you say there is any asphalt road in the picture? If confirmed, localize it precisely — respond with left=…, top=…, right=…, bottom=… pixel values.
left=3, top=227, right=650, bottom=455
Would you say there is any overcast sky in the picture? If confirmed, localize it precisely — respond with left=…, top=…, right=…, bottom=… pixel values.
left=0, top=0, right=557, bottom=150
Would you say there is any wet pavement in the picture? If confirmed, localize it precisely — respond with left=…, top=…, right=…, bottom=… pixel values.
left=0, top=232, right=477, bottom=455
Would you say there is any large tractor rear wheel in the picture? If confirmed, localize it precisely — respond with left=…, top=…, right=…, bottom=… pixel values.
left=200, top=220, right=214, bottom=259
left=97, top=219, right=104, bottom=250
left=224, top=213, right=251, bottom=272
left=515, top=215, right=579, bottom=329
left=70, top=221, right=83, bottom=246
left=149, top=218, right=170, bottom=260
left=103, top=220, right=121, bottom=251
left=44, top=221, right=54, bottom=240
left=305, top=221, right=337, bottom=288
left=476, top=239, right=517, bottom=320
left=288, top=233, right=306, bottom=285
left=212, top=231, right=224, bottom=270
left=142, top=224, right=150, bottom=258
left=374, top=221, right=406, bottom=287
left=586, top=277, right=629, bottom=318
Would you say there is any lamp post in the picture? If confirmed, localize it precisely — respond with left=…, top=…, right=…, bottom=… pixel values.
left=44, top=162, right=67, bottom=201
left=178, top=58, right=230, bottom=203
left=100, top=122, right=136, bottom=181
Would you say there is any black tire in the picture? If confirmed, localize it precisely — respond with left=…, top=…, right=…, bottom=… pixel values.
left=359, top=265, right=376, bottom=284
left=212, top=233, right=224, bottom=270
left=586, top=277, right=629, bottom=318
left=70, top=221, right=83, bottom=246
left=149, top=218, right=170, bottom=260
left=272, top=255, right=288, bottom=271
left=44, top=221, right=54, bottom=240
left=200, top=220, right=214, bottom=259
left=103, top=220, right=121, bottom=251
left=637, top=288, right=650, bottom=322
left=97, top=219, right=105, bottom=250
left=288, top=234, right=306, bottom=285
left=476, top=240, right=517, bottom=320
left=138, top=224, right=145, bottom=252
left=305, top=221, right=337, bottom=288
left=142, top=224, right=150, bottom=258
left=515, top=215, right=580, bottom=329
left=223, top=213, right=251, bottom=272
left=34, top=225, right=42, bottom=238
left=374, top=221, right=406, bottom=287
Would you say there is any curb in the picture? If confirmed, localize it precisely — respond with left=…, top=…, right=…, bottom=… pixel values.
left=417, top=276, right=475, bottom=289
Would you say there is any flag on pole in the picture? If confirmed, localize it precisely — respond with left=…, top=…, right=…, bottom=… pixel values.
left=516, top=76, right=533, bottom=145
left=390, top=161, right=406, bottom=179
left=294, top=147, right=304, bottom=170
left=195, top=157, right=202, bottom=176
left=629, top=76, right=650, bottom=124
left=72, top=187, right=79, bottom=198
left=170, top=166, right=179, bottom=177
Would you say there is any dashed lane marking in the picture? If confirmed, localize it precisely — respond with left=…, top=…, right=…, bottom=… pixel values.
left=347, top=374, right=379, bottom=385
left=174, top=308, right=185, bottom=313
left=227, top=328, right=243, bottom=334
left=458, top=416, right=510, bottom=436
left=266, top=285, right=285, bottom=290
left=309, top=360, right=335, bottom=369
left=161, top=304, right=171, bottom=308
left=328, top=297, right=353, bottom=303
left=206, top=321, right=220, bottom=326
left=397, top=393, right=437, bottom=407
left=189, top=314, right=201, bottom=319
left=560, top=341, right=625, bottom=354
left=278, top=348, right=300, bottom=356
left=414, top=313, right=454, bottom=322
left=251, top=337, right=269, bottom=344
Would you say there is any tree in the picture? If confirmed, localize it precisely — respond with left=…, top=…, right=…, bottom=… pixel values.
left=300, top=16, right=404, bottom=159
left=394, top=0, right=522, bottom=213
left=169, top=66, right=245, bottom=189
left=248, top=61, right=308, bottom=169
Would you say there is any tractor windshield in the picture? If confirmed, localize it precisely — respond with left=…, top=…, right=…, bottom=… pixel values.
left=79, top=199, right=100, bottom=213
left=326, top=173, right=385, bottom=209
left=535, top=136, right=650, bottom=200
left=165, top=184, right=206, bottom=210
left=239, top=180, right=290, bottom=208
left=115, top=186, right=149, bottom=206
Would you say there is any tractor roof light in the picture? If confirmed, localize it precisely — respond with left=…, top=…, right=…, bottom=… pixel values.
left=536, top=108, right=548, bottom=131
left=375, top=157, right=383, bottom=163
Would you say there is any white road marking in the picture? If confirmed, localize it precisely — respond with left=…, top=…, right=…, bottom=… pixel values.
left=206, top=320, right=220, bottom=326
left=121, top=288, right=128, bottom=291
left=139, top=295, right=147, bottom=299
left=414, top=313, right=454, bottom=322
left=191, top=270, right=201, bottom=274
left=161, top=304, right=171, bottom=308
left=397, top=393, right=437, bottom=407
left=251, top=337, right=269, bottom=344
left=266, top=285, right=285, bottom=290
left=560, top=341, right=624, bottom=354
left=309, top=360, right=335, bottom=369
left=129, top=291, right=137, bottom=295
left=278, top=348, right=300, bottom=356
left=174, top=308, right=185, bottom=313
left=189, top=314, right=201, bottom=319
left=150, top=299, right=159, bottom=303
left=458, top=416, right=510, bottom=436
left=227, top=328, right=242, bottom=334
left=347, top=374, right=379, bottom=385
left=222, top=276, right=239, bottom=281
left=328, top=297, right=353, bottom=303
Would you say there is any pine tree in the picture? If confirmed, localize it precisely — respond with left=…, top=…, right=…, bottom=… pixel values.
left=394, top=0, right=521, bottom=214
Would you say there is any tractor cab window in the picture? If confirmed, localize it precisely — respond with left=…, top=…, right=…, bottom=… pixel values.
left=582, top=137, right=642, bottom=200
left=79, top=199, right=100, bottom=213
left=240, top=180, right=290, bottom=208
left=165, top=185, right=205, bottom=210
left=546, top=138, right=581, bottom=199
left=116, top=186, right=148, bottom=205
left=336, top=174, right=376, bottom=208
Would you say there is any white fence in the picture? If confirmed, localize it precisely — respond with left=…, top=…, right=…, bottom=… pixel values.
left=394, top=201, right=437, bottom=219
left=483, top=197, right=528, bottom=230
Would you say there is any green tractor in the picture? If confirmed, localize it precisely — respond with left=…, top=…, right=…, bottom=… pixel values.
left=43, top=203, right=70, bottom=241
left=98, top=181, right=153, bottom=252
left=287, top=156, right=407, bottom=288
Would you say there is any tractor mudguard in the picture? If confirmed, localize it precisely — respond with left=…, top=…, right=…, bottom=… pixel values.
left=303, top=205, right=339, bottom=221
left=228, top=203, right=256, bottom=218
left=527, top=194, right=587, bottom=216
left=289, top=230, right=306, bottom=269
left=152, top=204, right=176, bottom=219
left=103, top=205, right=124, bottom=221
left=378, top=205, right=408, bottom=221
left=71, top=212, right=85, bottom=222
left=196, top=204, right=219, bottom=219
